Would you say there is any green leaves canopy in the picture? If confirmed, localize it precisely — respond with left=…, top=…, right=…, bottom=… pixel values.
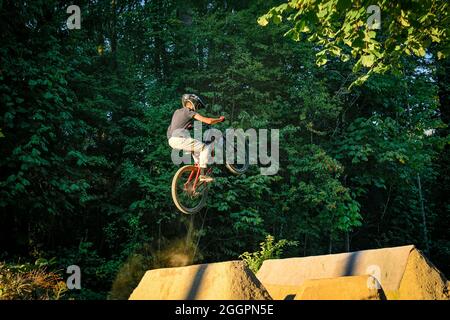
left=259, top=0, right=450, bottom=87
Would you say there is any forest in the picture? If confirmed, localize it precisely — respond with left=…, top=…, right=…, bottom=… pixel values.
left=0, top=0, right=448, bottom=299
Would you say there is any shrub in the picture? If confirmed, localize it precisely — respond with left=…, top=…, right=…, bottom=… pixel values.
left=239, top=235, right=298, bottom=274
left=0, top=262, right=67, bottom=300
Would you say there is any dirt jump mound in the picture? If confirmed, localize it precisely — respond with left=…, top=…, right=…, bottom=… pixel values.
left=129, top=260, right=271, bottom=300
left=129, top=245, right=448, bottom=300
left=256, top=245, right=449, bottom=300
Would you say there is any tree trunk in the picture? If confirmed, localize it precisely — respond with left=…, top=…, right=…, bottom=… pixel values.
left=152, top=0, right=168, bottom=81
left=417, top=173, right=430, bottom=254
left=328, top=233, right=332, bottom=254
left=111, top=0, right=118, bottom=69
left=303, top=234, right=307, bottom=256
left=436, top=57, right=450, bottom=130
left=345, top=231, right=350, bottom=252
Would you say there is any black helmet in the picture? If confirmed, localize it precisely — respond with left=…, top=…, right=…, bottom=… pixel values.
left=181, top=93, right=206, bottom=111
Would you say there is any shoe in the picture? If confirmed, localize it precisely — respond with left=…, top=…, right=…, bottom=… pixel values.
left=199, top=175, right=214, bottom=183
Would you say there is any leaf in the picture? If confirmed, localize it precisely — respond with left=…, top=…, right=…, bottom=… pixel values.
left=348, top=74, right=370, bottom=89
left=258, top=15, right=269, bottom=26
left=340, top=54, right=350, bottom=62
left=360, top=54, right=375, bottom=67
left=284, top=29, right=300, bottom=41
left=317, top=8, right=328, bottom=18
left=417, top=47, right=426, bottom=57
left=316, top=53, right=328, bottom=66
left=272, top=14, right=282, bottom=24
left=277, top=3, right=289, bottom=12
left=330, top=46, right=341, bottom=56
left=399, top=15, right=410, bottom=27
left=43, top=92, right=53, bottom=100
left=296, top=20, right=310, bottom=33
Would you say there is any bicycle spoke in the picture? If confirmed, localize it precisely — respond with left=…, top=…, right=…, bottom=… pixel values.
left=174, top=167, right=208, bottom=212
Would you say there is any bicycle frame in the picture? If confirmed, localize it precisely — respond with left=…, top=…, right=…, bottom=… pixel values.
left=172, top=128, right=248, bottom=214
left=183, top=139, right=215, bottom=192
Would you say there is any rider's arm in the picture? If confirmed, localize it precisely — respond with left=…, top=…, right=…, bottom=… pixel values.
left=193, top=113, right=225, bottom=125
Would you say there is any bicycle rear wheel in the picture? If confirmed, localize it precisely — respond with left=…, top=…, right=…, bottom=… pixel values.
left=225, top=137, right=249, bottom=175
left=172, top=165, right=209, bottom=214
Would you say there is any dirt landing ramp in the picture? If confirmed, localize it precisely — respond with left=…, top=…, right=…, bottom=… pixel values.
left=129, top=260, right=272, bottom=300
left=397, top=249, right=448, bottom=300
left=257, top=245, right=449, bottom=300
left=295, top=275, right=383, bottom=300
left=263, top=276, right=383, bottom=300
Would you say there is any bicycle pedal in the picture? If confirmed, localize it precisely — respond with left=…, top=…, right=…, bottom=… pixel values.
left=199, top=175, right=214, bottom=183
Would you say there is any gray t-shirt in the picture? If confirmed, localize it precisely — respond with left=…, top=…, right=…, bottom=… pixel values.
left=167, top=107, right=197, bottom=139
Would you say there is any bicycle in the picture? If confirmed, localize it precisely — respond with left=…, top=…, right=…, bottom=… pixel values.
left=171, top=130, right=249, bottom=214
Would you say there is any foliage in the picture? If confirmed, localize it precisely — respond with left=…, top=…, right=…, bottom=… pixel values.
left=0, top=261, right=67, bottom=300
left=240, top=235, right=298, bottom=274
left=259, top=0, right=450, bottom=87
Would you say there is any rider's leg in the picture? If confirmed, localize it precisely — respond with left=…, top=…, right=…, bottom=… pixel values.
left=169, top=137, right=213, bottom=181
left=197, top=143, right=213, bottom=182
left=199, top=143, right=213, bottom=169
left=169, top=137, right=205, bottom=157
left=192, top=152, right=200, bottom=166
left=192, top=152, right=208, bottom=175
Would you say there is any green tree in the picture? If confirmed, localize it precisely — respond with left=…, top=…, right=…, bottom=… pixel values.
left=259, top=0, right=450, bottom=86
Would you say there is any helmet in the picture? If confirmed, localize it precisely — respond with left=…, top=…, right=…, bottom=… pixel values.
left=181, top=93, right=206, bottom=111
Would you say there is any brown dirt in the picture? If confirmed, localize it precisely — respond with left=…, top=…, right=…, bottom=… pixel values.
left=128, top=245, right=449, bottom=300
left=256, top=245, right=449, bottom=300
left=256, top=245, right=414, bottom=299
left=261, top=284, right=303, bottom=300
left=263, top=276, right=383, bottom=300
left=295, top=275, right=384, bottom=300
left=129, top=260, right=272, bottom=300
left=397, top=249, right=449, bottom=300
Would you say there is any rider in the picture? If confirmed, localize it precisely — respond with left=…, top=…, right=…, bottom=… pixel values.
left=167, top=94, right=225, bottom=182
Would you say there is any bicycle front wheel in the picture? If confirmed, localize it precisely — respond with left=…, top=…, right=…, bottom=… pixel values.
left=171, top=165, right=209, bottom=214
